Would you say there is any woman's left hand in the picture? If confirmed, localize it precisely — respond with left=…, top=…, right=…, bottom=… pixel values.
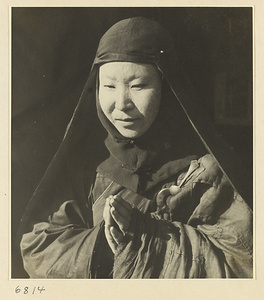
left=103, top=195, right=133, bottom=253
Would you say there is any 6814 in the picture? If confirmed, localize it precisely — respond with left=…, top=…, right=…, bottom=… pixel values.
left=15, top=286, right=45, bottom=294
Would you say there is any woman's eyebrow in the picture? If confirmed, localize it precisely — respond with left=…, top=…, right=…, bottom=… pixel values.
left=102, top=75, right=116, bottom=80
left=127, top=74, right=149, bottom=81
left=129, top=75, right=141, bottom=80
left=101, top=74, right=148, bottom=81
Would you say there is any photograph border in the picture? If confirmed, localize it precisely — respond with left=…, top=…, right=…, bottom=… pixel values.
left=1, top=0, right=263, bottom=299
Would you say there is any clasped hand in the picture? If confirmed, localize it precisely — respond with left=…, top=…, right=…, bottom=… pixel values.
left=103, top=195, right=133, bottom=253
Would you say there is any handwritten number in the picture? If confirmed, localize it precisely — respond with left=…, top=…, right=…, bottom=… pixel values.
left=15, top=285, right=45, bottom=294
left=38, top=286, right=45, bottom=293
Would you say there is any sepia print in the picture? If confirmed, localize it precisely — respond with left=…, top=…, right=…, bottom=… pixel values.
left=11, top=7, right=253, bottom=279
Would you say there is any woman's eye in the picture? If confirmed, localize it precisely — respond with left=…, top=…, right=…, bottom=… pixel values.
left=104, top=85, right=115, bottom=89
left=131, top=84, right=146, bottom=89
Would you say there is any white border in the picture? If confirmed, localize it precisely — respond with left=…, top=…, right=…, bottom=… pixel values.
left=2, top=1, right=263, bottom=299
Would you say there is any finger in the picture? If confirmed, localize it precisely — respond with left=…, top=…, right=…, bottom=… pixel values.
left=111, top=195, right=133, bottom=213
left=103, top=197, right=115, bottom=226
left=109, top=200, right=132, bottom=221
left=111, top=206, right=130, bottom=234
left=104, top=225, right=117, bottom=253
left=109, top=196, right=133, bottom=221
left=110, top=226, right=124, bottom=245
left=103, top=202, right=111, bottom=224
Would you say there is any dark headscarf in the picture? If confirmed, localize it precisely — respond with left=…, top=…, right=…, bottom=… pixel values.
left=17, top=17, right=249, bottom=241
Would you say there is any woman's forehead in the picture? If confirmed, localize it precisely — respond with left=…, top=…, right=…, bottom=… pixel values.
left=99, top=62, right=159, bottom=80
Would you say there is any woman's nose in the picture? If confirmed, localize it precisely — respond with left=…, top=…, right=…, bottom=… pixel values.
left=115, top=87, right=134, bottom=111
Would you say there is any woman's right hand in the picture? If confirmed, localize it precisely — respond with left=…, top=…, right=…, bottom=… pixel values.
left=103, top=195, right=133, bottom=253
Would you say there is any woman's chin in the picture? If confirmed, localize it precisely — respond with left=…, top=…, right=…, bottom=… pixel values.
left=117, top=127, right=145, bottom=139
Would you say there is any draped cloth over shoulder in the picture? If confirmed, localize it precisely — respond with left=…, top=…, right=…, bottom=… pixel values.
left=17, top=17, right=252, bottom=278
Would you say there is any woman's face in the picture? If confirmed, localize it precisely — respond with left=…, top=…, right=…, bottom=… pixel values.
left=99, top=62, right=162, bottom=139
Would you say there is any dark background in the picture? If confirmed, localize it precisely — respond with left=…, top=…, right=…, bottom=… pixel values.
left=12, top=7, right=253, bottom=278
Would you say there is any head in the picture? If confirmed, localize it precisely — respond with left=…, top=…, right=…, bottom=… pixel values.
left=94, top=17, right=175, bottom=140
left=98, top=62, right=162, bottom=139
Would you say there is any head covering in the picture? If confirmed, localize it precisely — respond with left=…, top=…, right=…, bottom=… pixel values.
left=17, top=17, right=250, bottom=242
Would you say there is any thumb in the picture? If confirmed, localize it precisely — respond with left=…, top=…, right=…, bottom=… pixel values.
left=110, top=226, right=124, bottom=245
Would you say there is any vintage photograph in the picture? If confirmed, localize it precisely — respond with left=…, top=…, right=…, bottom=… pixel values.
left=11, top=7, right=253, bottom=279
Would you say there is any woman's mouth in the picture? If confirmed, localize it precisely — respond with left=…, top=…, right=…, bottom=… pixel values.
left=115, top=118, right=140, bottom=126
left=116, top=118, right=139, bottom=122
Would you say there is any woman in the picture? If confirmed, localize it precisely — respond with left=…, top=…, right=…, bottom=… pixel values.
left=19, top=17, right=252, bottom=278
